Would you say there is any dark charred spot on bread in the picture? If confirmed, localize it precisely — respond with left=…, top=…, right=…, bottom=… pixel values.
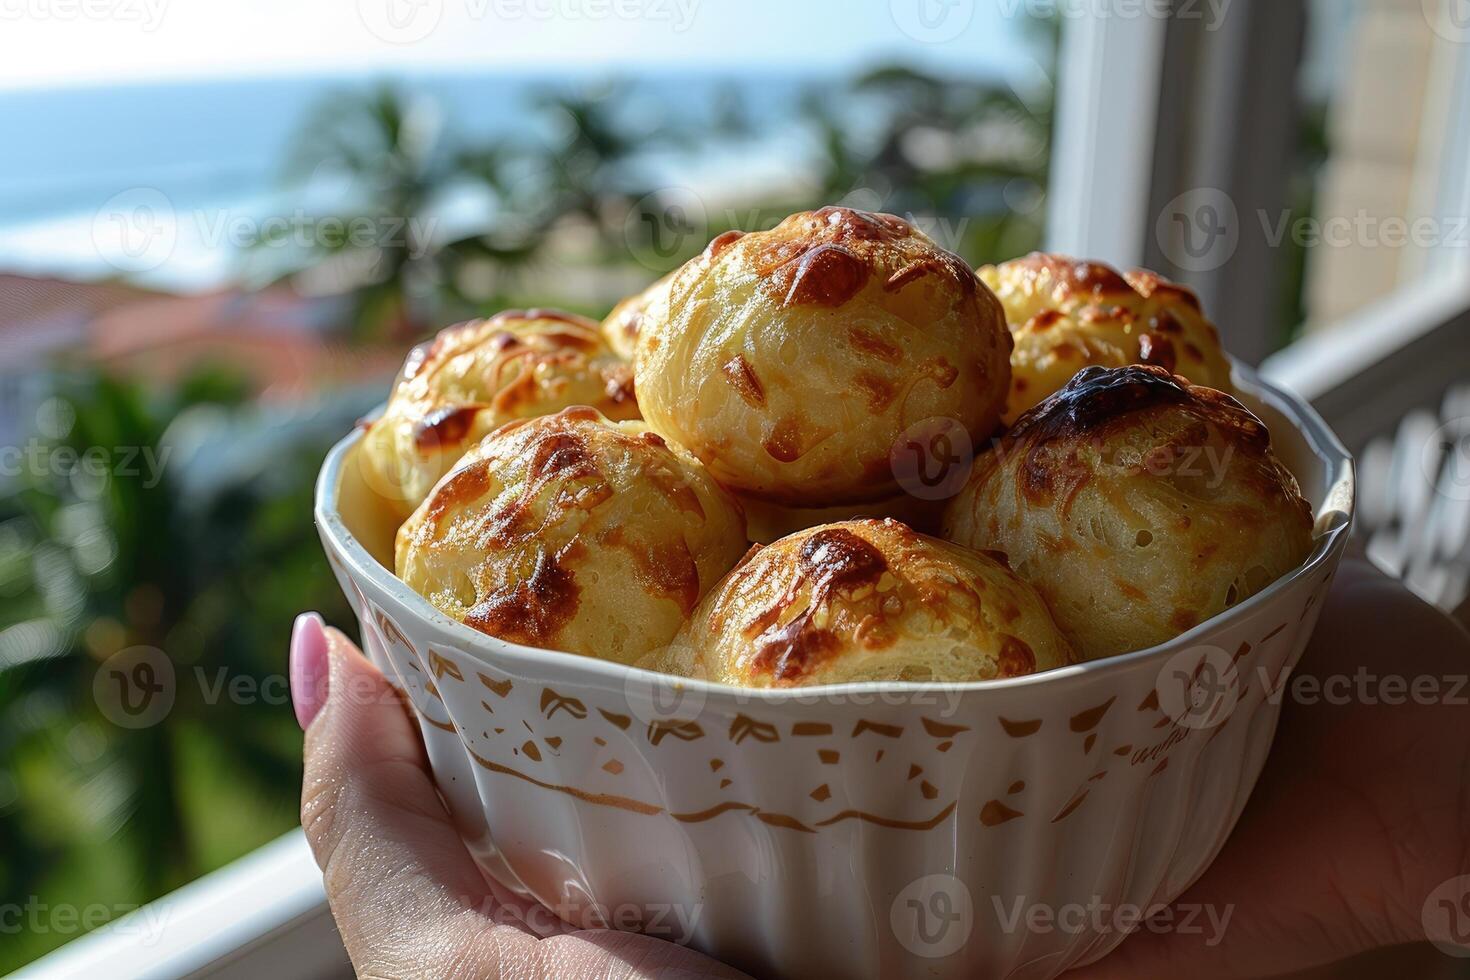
left=414, top=404, right=482, bottom=453
left=704, top=229, right=745, bottom=261
left=1138, top=332, right=1177, bottom=373
left=853, top=371, right=896, bottom=412
left=750, top=608, right=839, bottom=682
left=1008, top=365, right=1196, bottom=443
left=748, top=208, right=975, bottom=309
left=798, top=526, right=888, bottom=594
left=763, top=416, right=806, bottom=462
left=721, top=353, right=767, bottom=408
left=1026, top=309, right=1065, bottom=332
left=528, top=428, right=598, bottom=484
left=847, top=327, right=902, bottom=363
left=1184, top=341, right=1205, bottom=361
left=768, top=243, right=870, bottom=307
left=997, top=635, right=1036, bottom=677
left=464, top=544, right=580, bottom=645
left=812, top=206, right=912, bottom=241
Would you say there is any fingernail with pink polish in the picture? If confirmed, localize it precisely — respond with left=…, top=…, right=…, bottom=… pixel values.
left=290, top=612, right=330, bottom=730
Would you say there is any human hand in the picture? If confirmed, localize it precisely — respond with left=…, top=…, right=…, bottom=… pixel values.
left=1075, top=556, right=1470, bottom=977
left=289, top=614, right=748, bottom=980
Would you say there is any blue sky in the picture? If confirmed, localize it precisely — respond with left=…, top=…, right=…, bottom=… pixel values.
left=0, top=0, right=1046, bottom=91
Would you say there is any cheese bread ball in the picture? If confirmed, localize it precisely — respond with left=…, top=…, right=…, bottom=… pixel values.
left=978, top=252, right=1232, bottom=423
left=601, top=271, right=672, bottom=361
left=664, top=518, right=1076, bottom=687
left=396, top=407, right=747, bottom=665
left=359, top=310, right=638, bottom=520
left=942, top=365, right=1314, bottom=660
left=635, top=207, right=1011, bottom=506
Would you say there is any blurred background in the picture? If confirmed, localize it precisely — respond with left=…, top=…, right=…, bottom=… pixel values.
left=2, top=0, right=1468, bottom=976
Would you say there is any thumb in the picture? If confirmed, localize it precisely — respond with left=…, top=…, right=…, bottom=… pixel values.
left=291, top=614, right=532, bottom=974
left=290, top=614, right=751, bottom=980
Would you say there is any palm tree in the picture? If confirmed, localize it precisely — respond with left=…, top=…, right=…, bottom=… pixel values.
left=0, top=368, right=354, bottom=971
left=245, top=85, right=549, bottom=341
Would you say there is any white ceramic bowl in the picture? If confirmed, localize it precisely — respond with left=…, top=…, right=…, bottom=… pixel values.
left=314, top=361, right=1353, bottom=980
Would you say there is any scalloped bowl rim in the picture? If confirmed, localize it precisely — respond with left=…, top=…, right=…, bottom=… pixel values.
left=314, top=358, right=1354, bottom=701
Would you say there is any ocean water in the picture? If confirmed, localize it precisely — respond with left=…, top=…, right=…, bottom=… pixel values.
left=0, top=69, right=907, bottom=290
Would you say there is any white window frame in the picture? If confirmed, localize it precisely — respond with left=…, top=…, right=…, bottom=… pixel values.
left=12, top=831, right=349, bottom=979
left=1049, top=0, right=1470, bottom=452
left=16, top=3, right=1470, bottom=977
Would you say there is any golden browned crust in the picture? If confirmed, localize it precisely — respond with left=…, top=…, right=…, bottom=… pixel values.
left=665, top=518, right=1075, bottom=687
left=942, top=365, right=1314, bottom=660
left=359, top=310, right=639, bottom=520
left=601, top=273, right=673, bottom=362
left=978, top=252, right=1231, bottom=423
left=396, top=407, right=747, bottom=665
left=635, top=208, right=1011, bottom=506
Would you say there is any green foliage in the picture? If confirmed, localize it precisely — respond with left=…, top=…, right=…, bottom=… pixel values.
left=255, top=54, right=1059, bottom=343
left=0, top=369, right=353, bottom=971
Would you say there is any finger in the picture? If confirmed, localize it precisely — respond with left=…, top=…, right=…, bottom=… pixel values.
left=294, top=617, right=747, bottom=979
left=295, top=616, right=540, bottom=975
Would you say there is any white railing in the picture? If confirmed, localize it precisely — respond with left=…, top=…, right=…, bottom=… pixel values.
left=9, top=831, right=347, bottom=980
